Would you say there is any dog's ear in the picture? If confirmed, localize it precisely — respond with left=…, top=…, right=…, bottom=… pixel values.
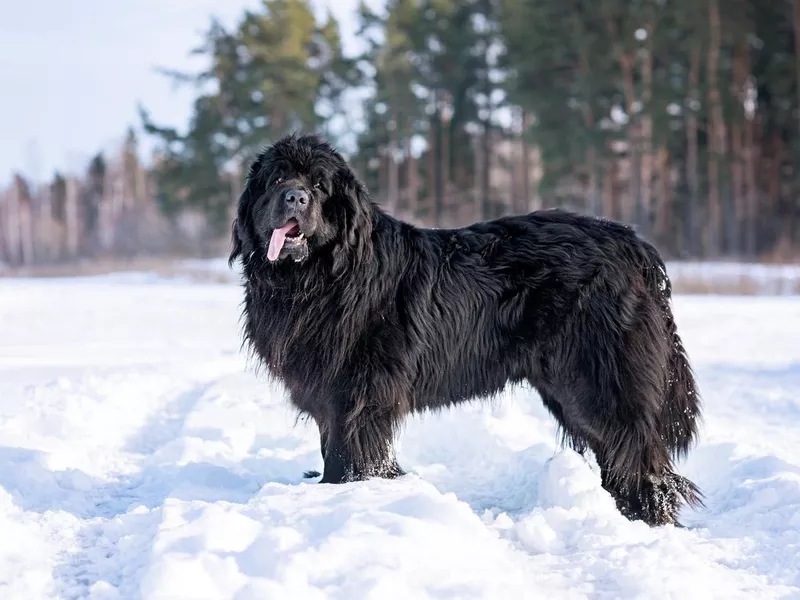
left=228, top=218, right=244, bottom=267
left=229, top=185, right=256, bottom=267
left=331, top=167, right=373, bottom=276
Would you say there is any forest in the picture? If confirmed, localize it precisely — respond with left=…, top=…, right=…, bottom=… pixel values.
left=2, top=0, right=799, bottom=267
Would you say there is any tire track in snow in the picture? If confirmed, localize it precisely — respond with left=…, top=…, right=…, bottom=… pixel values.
left=51, top=380, right=220, bottom=599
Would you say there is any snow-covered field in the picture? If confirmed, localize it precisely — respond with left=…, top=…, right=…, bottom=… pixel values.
left=664, top=261, right=800, bottom=295
left=1, top=268, right=799, bottom=599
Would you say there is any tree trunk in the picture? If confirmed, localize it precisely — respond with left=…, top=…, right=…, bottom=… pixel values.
left=434, top=93, right=444, bottom=226
left=607, top=17, right=639, bottom=225
left=136, top=162, right=148, bottom=209
left=793, top=0, right=800, bottom=249
left=579, top=85, right=599, bottom=216
left=378, top=150, right=388, bottom=206
left=686, top=43, right=701, bottom=257
left=605, top=156, right=620, bottom=221
left=511, top=109, right=523, bottom=214
left=427, top=114, right=437, bottom=226
left=730, top=120, right=744, bottom=256
left=639, top=22, right=655, bottom=234
left=768, top=131, right=783, bottom=252
left=706, top=0, right=726, bottom=256
left=620, top=55, right=639, bottom=226
left=727, top=41, right=748, bottom=257
left=441, top=100, right=451, bottom=220
left=474, top=131, right=483, bottom=220
left=271, top=105, right=285, bottom=140
left=0, top=191, right=7, bottom=265
left=586, top=147, right=599, bottom=216
left=66, top=178, right=80, bottom=257
left=7, top=179, right=22, bottom=266
left=19, top=191, right=34, bottom=266
left=406, top=137, right=419, bottom=221
left=521, top=110, right=531, bottom=213
left=481, top=119, right=491, bottom=220
left=387, top=114, right=399, bottom=215
left=744, top=113, right=758, bottom=257
left=654, top=147, right=671, bottom=248
left=574, top=15, right=599, bottom=217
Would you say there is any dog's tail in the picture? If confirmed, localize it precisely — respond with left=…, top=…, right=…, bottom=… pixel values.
left=661, top=300, right=702, bottom=460
left=641, top=242, right=701, bottom=460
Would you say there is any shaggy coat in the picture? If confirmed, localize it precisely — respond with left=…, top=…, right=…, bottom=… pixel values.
left=230, top=133, right=703, bottom=526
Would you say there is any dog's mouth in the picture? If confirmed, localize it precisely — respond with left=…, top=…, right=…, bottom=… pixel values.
left=268, top=219, right=307, bottom=262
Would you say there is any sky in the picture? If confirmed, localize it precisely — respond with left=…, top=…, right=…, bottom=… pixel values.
left=0, top=0, right=376, bottom=187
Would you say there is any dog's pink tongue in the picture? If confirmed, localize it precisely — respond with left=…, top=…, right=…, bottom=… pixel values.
left=268, top=222, right=297, bottom=262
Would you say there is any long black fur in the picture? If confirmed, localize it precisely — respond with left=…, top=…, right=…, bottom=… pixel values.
left=230, top=133, right=703, bottom=526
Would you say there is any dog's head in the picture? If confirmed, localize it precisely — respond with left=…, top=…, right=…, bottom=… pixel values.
left=230, top=133, right=373, bottom=271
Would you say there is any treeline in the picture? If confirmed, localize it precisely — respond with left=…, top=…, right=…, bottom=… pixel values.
left=354, top=0, right=800, bottom=260
left=0, top=130, right=233, bottom=268
left=3, top=0, right=800, bottom=267
left=143, top=0, right=800, bottom=259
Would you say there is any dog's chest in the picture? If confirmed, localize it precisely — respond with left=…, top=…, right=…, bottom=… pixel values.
left=244, top=289, right=353, bottom=374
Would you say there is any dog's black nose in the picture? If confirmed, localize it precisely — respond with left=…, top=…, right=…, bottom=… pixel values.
left=284, top=189, right=309, bottom=206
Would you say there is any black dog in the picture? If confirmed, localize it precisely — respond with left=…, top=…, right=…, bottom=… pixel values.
left=229, top=133, right=703, bottom=526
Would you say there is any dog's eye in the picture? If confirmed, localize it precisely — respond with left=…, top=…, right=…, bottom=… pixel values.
left=275, top=177, right=283, bottom=185
left=314, top=182, right=322, bottom=190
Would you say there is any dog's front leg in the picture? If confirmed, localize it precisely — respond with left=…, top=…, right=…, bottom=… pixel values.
left=319, top=405, right=405, bottom=484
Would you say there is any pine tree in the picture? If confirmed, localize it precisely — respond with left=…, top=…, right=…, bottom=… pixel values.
left=141, top=0, right=354, bottom=234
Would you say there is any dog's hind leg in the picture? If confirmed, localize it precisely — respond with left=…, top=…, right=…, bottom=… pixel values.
left=544, top=383, right=701, bottom=526
left=601, top=402, right=702, bottom=525
left=585, top=331, right=704, bottom=525
left=537, top=388, right=589, bottom=456
left=585, top=428, right=702, bottom=526
left=544, top=292, right=702, bottom=526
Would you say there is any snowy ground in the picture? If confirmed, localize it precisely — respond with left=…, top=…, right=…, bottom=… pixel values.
left=0, top=268, right=799, bottom=600
left=179, top=258, right=800, bottom=295
left=664, top=261, right=800, bottom=295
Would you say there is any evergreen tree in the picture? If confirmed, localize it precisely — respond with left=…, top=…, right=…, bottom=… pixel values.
left=131, top=0, right=800, bottom=258
left=141, top=0, right=354, bottom=233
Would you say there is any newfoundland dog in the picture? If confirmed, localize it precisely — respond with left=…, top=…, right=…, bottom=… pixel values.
left=229, top=133, right=703, bottom=527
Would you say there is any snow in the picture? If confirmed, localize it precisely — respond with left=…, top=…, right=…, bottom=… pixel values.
left=181, top=258, right=800, bottom=295
left=1, top=269, right=799, bottom=599
left=664, top=261, right=800, bottom=295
